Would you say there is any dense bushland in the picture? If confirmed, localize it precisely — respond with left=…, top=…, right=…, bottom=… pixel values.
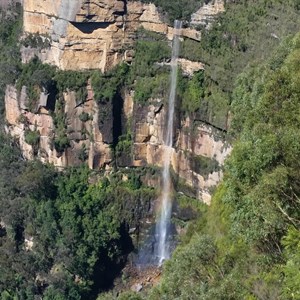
left=0, top=132, right=157, bottom=299
left=145, top=31, right=300, bottom=300
left=0, top=2, right=22, bottom=117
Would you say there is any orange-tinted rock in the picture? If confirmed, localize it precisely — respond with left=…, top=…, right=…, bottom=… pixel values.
left=22, top=0, right=203, bottom=71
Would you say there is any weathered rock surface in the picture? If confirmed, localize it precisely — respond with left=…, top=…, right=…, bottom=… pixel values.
left=131, top=100, right=231, bottom=204
left=191, top=0, right=225, bottom=29
left=22, top=0, right=201, bottom=71
left=5, top=84, right=112, bottom=169
left=157, top=58, right=205, bottom=76
left=5, top=84, right=231, bottom=203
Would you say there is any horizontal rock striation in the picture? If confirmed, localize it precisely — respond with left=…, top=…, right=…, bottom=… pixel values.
left=22, top=0, right=201, bottom=71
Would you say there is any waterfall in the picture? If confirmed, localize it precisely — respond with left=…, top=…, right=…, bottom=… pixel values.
left=155, top=20, right=182, bottom=265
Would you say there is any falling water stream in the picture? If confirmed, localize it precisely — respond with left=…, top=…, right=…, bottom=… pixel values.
left=154, top=20, right=182, bottom=265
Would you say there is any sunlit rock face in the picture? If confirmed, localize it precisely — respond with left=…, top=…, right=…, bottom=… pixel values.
left=5, top=84, right=112, bottom=169
left=131, top=100, right=231, bottom=204
left=191, top=0, right=225, bottom=29
left=22, top=0, right=201, bottom=71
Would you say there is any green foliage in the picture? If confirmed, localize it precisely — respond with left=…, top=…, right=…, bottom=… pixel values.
left=0, top=133, right=157, bottom=299
left=281, top=227, right=300, bottom=299
left=3, top=1, right=300, bottom=299
left=0, top=3, right=22, bottom=116
left=15, top=57, right=56, bottom=110
left=180, top=38, right=203, bottom=62
left=181, top=70, right=205, bottom=113
left=24, top=129, right=40, bottom=146
left=16, top=57, right=56, bottom=93
left=14, top=58, right=91, bottom=153
left=191, top=154, right=220, bottom=178
left=24, top=128, right=40, bottom=155
left=127, top=30, right=172, bottom=104
left=78, top=143, right=88, bottom=161
left=151, top=235, right=220, bottom=299
left=128, top=30, right=170, bottom=81
left=118, top=291, right=143, bottom=300
left=89, top=30, right=170, bottom=107
left=133, top=0, right=207, bottom=23
left=134, top=73, right=169, bottom=103
left=179, top=42, right=230, bottom=127
left=151, top=184, right=261, bottom=299
left=224, top=34, right=300, bottom=248
left=52, top=98, right=69, bottom=153
left=176, top=194, right=206, bottom=213
left=54, top=70, right=89, bottom=92
left=0, top=133, right=58, bottom=297
left=54, top=69, right=89, bottom=103
left=54, top=134, right=69, bottom=153
left=92, top=63, right=129, bottom=103
left=97, top=291, right=143, bottom=300
left=91, top=30, right=171, bottom=107
left=115, top=134, right=133, bottom=158
left=16, top=58, right=90, bottom=107
left=151, top=30, right=300, bottom=300
left=79, top=111, right=91, bottom=122
left=178, top=0, right=300, bottom=129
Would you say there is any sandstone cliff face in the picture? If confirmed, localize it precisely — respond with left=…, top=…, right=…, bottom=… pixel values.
left=22, top=0, right=200, bottom=72
left=5, top=0, right=230, bottom=203
left=5, top=83, right=231, bottom=203
left=5, top=84, right=112, bottom=169
left=131, top=98, right=231, bottom=204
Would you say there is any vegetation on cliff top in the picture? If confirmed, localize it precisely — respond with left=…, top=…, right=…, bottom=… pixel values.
left=131, top=0, right=208, bottom=23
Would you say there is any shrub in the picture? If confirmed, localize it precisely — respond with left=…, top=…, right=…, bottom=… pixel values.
left=191, top=155, right=220, bottom=178
left=115, top=134, right=133, bottom=158
left=78, top=112, right=91, bottom=122
left=91, top=63, right=129, bottom=103
left=134, top=73, right=169, bottom=103
left=132, top=0, right=207, bottom=23
left=24, top=129, right=40, bottom=146
left=54, top=134, right=69, bottom=153
left=22, top=33, right=51, bottom=49
left=78, top=143, right=88, bottom=161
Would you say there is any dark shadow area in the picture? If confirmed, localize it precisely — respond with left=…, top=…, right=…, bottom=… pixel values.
left=0, top=226, right=6, bottom=237
left=46, top=82, right=58, bottom=111
left=112, top=93, right=124, bottom=147
left=98, top=99, right=113, bottom=144
left=85, top=14, right=96, bottom=20
left=71, top=22, right=112, bottom=34
left=90, top=222, right=134, bottom=297
left=92, top=153, right=101, bottom=169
